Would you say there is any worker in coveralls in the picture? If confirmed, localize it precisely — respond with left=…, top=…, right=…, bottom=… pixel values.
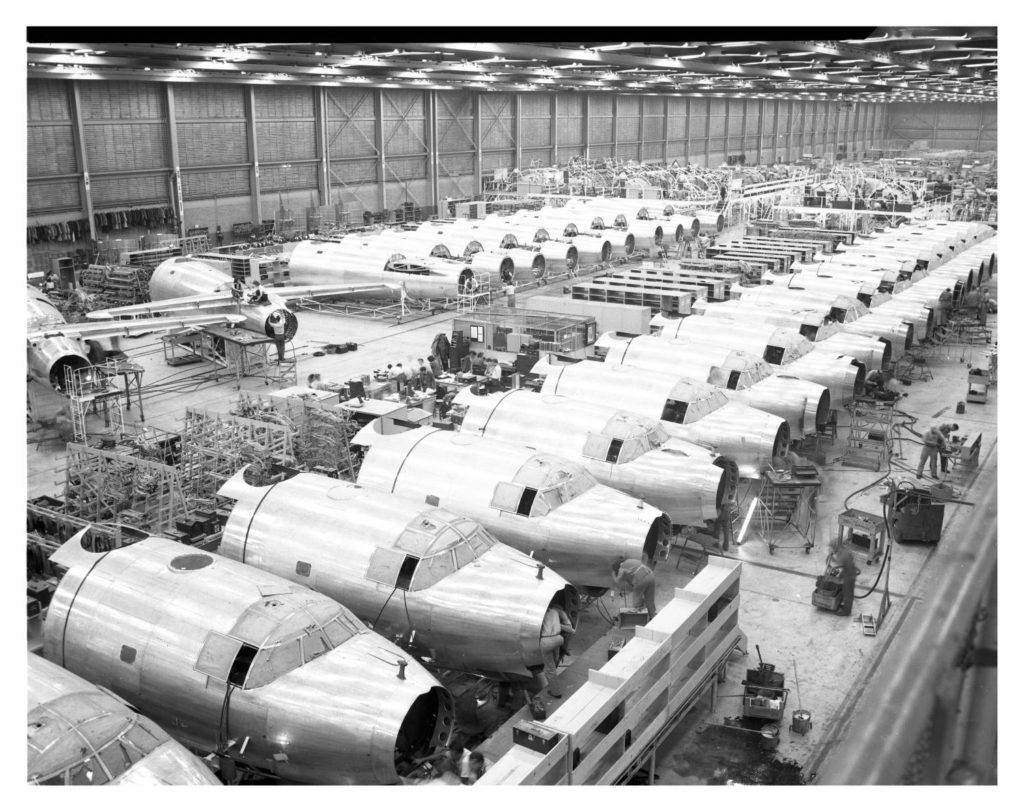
left=612, top=558, right=657, bottom=617
left=836, top=548, right=857, bottom=617
left=540, top=605, right=575, bottom=698
left=917, top=423, right=957, bottom=479
left=268, top=312, right=287, bottom=364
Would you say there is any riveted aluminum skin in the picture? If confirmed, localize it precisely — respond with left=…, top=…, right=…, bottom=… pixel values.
left=44, top=534, right=451, bottom=785
left=596, top=333, right=828, bottom=439
left=561, top=202, right=663, bottom=251
left=452, top=387, right=723, bottom=524
left=783, top=350, right=866, bottom=404
left=430, top=223, right=547, bottom=281
left=843, top=313, right=915, bottom=358
left=353, top=427, right=667, bottom=588
left=27, top=653, right=221, bottom=785
left=216, top=470, right=574, bottom=680
left=508, top=211, right=616, bottom=262
left=655, top=318, right=815, bottom=365
left=288, top=240, right=465, bottom=300
left=815, top=332, right=891, bottom=371
left=870, top=299, right=934, bottom=342
left=535, top=207, right=636, bottom=257
left=771, top=270, right=892, bottom=307
left=539, top=360, right=788, bottom=479
left=732, top=286, right=870, bottom=323
left=689, top=300, right=843, bottom=343
left=694, top=210, right=725, bottom=234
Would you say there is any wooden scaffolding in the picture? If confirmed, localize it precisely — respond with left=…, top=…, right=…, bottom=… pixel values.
left=180, top=407, right=297, bottom=501
left=62, top=443, right=189, bottom=534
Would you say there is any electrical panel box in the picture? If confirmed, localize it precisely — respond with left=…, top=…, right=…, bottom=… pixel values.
left=893, top=489, right=945, bottom=543
left=512, top=721, right=562, bottom=754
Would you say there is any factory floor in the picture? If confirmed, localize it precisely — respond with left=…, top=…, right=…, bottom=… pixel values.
left=25, top=243, right=998, bottom=786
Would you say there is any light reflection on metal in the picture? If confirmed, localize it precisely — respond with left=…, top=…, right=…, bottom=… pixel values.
left=45, top=533, right=452, bottom=785
left=28, top=653, right=221, bottom=785
left=217, top=468, right=575, bottom=680
left=537, top=359, right=789, bottom=478
left=352, top=425, right=668, bottom=588
left=452, top=387, right=724, bottom=523
left=596, top=332, right=829, bottom=438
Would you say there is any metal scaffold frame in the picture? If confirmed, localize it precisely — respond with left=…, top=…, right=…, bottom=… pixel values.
left=62, top=443, right=189, bottom=534
left=180, top=407, right=296, bottom=501
left=844, top=400, right=895, bottom=472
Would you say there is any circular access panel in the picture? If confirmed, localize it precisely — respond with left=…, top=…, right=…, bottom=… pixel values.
left=169, top=553, right=214, bottom=571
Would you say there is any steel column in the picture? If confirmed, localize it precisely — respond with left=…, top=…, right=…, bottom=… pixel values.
left=374, top=89, right=386, bottom=212
left=425, top=90, right=439, bottom=213
left=662, top=97, right=669, bottom=163
left=610, top=96, right=618, bottom=159
left=704, top=101, right=711, bottom=167
left=683, top=97, right=690, bottom=164
left=314, top=87, right=329, bottom=206
left=67, top=81, right=97, bottom=241
left=582, top=94, right=590, bottom=160
left=473, top=93, right=483, bottom=195
left=163, top=84, right=186, bottom=238
left=243, top=86, right=262, bottom=227
left=513, top=93, right=522, bottom=171
left=550, top=94, right=558, bottom=166
left=638, top=96, right=645, bottom=161
left=756, top=100, right=765, bottom=164
left=722, top=99, right=729, bottom=161
left=851, top=102, right=860, bottom=157
left=771, top=99, right=781, bottom=163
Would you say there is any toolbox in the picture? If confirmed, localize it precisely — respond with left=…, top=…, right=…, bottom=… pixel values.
left=512, top=720, right=563, bottom=754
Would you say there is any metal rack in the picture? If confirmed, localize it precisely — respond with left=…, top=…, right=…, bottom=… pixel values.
left=844, top=400, right=895, bottom=472
left=752, top=469, right=821, bottom=554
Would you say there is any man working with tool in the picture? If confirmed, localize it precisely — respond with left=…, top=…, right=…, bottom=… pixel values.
left=612, top=558, right=657, bottom=618
left=836, top=547, right=858, bottom=617
left=539, top=604, right=576, bottom=698
left=916, top=422, right=959, bottom=480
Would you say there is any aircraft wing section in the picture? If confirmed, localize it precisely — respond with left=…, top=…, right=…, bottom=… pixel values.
left=86, top=292, right=234, bottom=320
left=28, top=313, right=245, bottom=342
left=271, top=283, right=398, bottom=301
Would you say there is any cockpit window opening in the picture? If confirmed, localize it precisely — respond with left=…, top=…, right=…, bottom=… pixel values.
left=517, top=487, right=538, bottom=517
left=661, top=399, right=688, bottom=424
left=606, top=438, right=624, bottom=463
left=727, top=371, right=741, bottom=390
left=396, top=555, right=420, bottom=591
left=228, top=644, right=259, bottom=687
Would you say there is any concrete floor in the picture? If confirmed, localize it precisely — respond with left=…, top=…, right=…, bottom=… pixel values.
left=25, top=238, right=998, bottom=785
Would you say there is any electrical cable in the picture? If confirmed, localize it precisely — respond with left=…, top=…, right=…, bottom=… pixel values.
left=371, top=585, right=400, bottom=630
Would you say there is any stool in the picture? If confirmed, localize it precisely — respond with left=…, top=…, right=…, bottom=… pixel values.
left=905, top=354, right=933, bottom=381
left=819, top=410, right=839, bottom=445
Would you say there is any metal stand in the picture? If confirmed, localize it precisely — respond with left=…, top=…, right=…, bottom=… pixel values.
left=843, top=400, right=894, bottom=472
left=754, top=470, right=821, bottom=554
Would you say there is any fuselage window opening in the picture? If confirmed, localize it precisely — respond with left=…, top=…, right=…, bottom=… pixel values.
left=227, top=644, right=259, bottom=687
left=396, top=555, right=421, bottom=591
left=517, top=487, right=538, bottom=516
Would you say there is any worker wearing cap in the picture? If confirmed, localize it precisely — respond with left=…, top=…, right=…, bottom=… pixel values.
left=539, top=604, right=575, bottom=698
left=612, top=558, right=657, bottom=617
left=917, top=422, right=958, bottom=479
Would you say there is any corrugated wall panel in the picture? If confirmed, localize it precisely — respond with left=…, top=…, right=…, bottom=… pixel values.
left=261, top=163, right=317, bottom=193
left=28, top=124, right=77, bottom=176
left=617, top=143, right=640, bottom=162
left=556, top=146, right=584, bottom=164
left=383, top=179, right=429, bottom=208
left=708, top=98, right=727, bottom=137
left=329, top=157, right=377, bottom=185
left=437, top=92, right=475, bottom=154
left=27, top=79, right=70, bottom=121
left=666, top=141, right=686, bottom=162
left=641, top=142, right=664, bottom=162
left=616, top=95, right=640, bottom=142
left=325, top=89, right=377, bottom=160
left=382, top=90, right=426, bottom=156
left=80, top=81, right=164, bottom=120
left=28, top=179, right=81, bottom=214
left=643, top=97, right=665, bottom=141
left=256, top=120, right=316, bottom=161
left=521, top=93, right=551, bottom=149
left=85, top=123, right=168, bottom=171
left=666, top=98, right=686, bottom=140
left=178, top=121, right=248, bottom=166
left=588, top=95, right=613, bottom=144
left=480, top=94, right=514, bottom=151
left=173, top=84, right=245, bottom=119
left=254, top=86, right=314, bottom=119
left=745, top=100, right=760, bottom=134
left=482, top=150, right=514, bottom=171
left=181, top=168, right=250, bottom=200
left=91, top=172, right=167, bottom=207
left=522, top=147, right=551, bottom=166
left=557, top=93, right=584, bottom=147
left=386, top=155, right=427, bottom=180
left=689, top=98, right=709, bottom=143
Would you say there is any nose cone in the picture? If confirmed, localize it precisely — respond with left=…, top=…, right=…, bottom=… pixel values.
left=617, top=439, right=725, bottom=524
left=412, top=543, right=574, bottom=677
left=539, top=484, right=666, bottom=588
left=669, top=402, right=789, bottom=479
left=261, top=632, right=452, bottom=784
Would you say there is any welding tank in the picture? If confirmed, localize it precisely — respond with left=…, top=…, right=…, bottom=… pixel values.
left=539, top=360, right=789, bottom=479
left=44, top=533, right=452, bottom=785
left=217, top=469, right=576, bottom=680
left=353, top=426, right=669, bottom=589
left=597, top=333, right=829, bottom=439
left=27, top=653, right=221, bottom=785
left=452, top=387, right=726, bottom=525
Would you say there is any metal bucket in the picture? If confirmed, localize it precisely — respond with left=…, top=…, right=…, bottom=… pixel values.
left=791, top=709, right=812, bottom=735
left=760, top=723, right=780, bottom=751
